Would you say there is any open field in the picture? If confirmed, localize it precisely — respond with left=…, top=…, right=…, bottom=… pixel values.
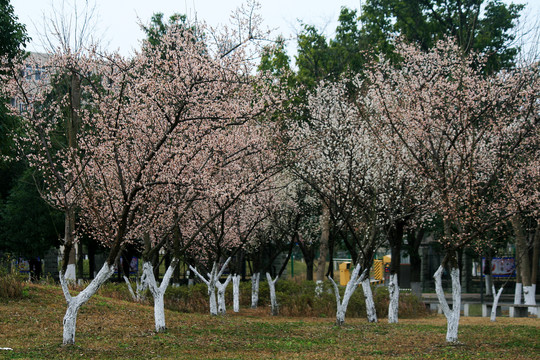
left=0, top=284, right=539, bottom=359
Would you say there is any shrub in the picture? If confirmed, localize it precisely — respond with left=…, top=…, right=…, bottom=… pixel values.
left=0, top=273, right=25, bottom=299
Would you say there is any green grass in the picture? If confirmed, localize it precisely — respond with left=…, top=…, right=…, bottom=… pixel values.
left=0, top=284, right=539, bottom=359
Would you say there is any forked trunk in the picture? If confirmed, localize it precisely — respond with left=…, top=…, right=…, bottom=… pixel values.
left=251, top=273, right=260, bottom=309
left=143, top=258, right=178, bottom=332
left=266, top=273, right=279, bottom=316
left=328, top=265, right=367, bottom=326
left=388, top=273, right=399, bottom=323
left=362, top=278, right=377, bottom=323
left=190, top=258, right=231, bottom=316
left=61, top=263, right=115, bottom=345
left=490, top=284, right=504, bottom=322
left=216, top=275, right=232, bottom=315
left=434, top=265, right=461, bottom=343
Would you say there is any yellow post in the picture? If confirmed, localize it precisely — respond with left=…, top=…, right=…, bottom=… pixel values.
left=339, top=262, right=351, bottom=285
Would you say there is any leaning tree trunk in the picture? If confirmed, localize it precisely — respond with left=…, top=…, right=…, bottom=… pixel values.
left=328, top=265, right=367, bottom=326
left=434, top=265, right=461, bottom=343
left=251, top=272, right=260, bottom=309
left=266, top=273, right=280, bottom=316
left=361, top=277, right=378, bottom=323
left=124, top=270, right=148, bottom=302
left=232, top=274, right=241, bottom=312
left=143, top=258, right=178, bottom=332
left=60, top=263, right=115, bottom=345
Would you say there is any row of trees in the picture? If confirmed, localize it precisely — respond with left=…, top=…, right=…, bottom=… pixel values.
left=1, top=0, right=538, bottom=346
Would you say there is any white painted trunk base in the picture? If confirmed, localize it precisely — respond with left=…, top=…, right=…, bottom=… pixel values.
left=484, top=275, right=492, bottom=296
left=388, top=273, right=399, bottom=323
left=64, top=263, right=76, bottom=282
left=216, top=275, right=232, bottom=315
left=190, top=258, right=232, bottom=316
left=434, top=266, right=461, bottom=343
left=362, top=278, right=377, bottom=323
left=266, top=273, right=279, bottom=316
left=523, top=286, right=537, bottom=315
left=233, top=275, right=241, bottom=312
left=251, top=273, right=260, bottom=309
left=510, top=283, right=523, bottom=317
left=490, top=285, right=504, bottom=322
left=328, top=266, right=367, bottom=326
left=61, top=263, right=115, bottom=345
left=143, top=259, right=178, bottom=332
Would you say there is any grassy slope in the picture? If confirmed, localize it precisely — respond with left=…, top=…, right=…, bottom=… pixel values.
left=0, top=284, right=539, bottom=359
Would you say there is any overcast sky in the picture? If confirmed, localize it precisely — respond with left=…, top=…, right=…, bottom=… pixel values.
left=11, top=0, right=540, bottom=59
left=12, top=0, right=364, bottom=58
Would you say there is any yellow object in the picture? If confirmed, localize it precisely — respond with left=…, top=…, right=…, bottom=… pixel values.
left=383, top=255, right=391, bottom=265
left=373, top=260, right=383, bottom=281
left=339, top=262, right=351, bottom=286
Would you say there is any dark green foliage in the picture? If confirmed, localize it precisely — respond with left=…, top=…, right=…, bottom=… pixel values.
left=360, top=0, right=524, bottom=73
left=0, top=168, right=63, bottom=258
left=0, top=0, right=28, bottom=60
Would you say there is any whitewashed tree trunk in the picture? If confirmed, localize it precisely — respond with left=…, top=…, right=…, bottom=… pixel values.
left=232, top=274, right=241, bottom=312
left=216, top=275, right=232, bottom=315
left=123, top=270, right=148, bottom=302
left=143, top=258, right=178, bottom=332
left=388, top=273, right=399, bottom=323
left=328, top=266, right=367, bottom=326
left=362, top=277, right=377, bottom=323
left=510, top=282, right=522, bottom=317
left=490, top=284, right=504, bottom=322
left=64, top=263, right=76, bottom=282
left=315, top=280, right=323, bottom=297
left=523, top=285, right=537, bottom=315
left=434, top=266, right=461, bottom=343
left=266, top=273, right=280, bottom=316
left=251, top=272, right=260, bottom=309
left=190, top=257, right=232, bottom=316
left=484, top=274, right=492, bottom=296
left=60, top=262, right=115, bottom=345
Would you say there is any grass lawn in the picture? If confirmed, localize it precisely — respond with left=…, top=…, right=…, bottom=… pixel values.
left=0, top=284, right=538, bottom=359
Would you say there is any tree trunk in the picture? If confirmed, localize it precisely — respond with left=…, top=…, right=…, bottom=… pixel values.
left=190, top=258, right=231, bottom=316
left=216, top=275, right=232, bottom=315
left=60, top=262, right=114, bottom=345
left=328, top=265, right=367, bottom=326
left=512, top=215, right=536, bottom=314
left=388, top=273, right=399, bottom=323
left=251, top=273, right=260, bottom=309
left=63, top=209, right=76, bottom=282
left=233, top=274, right=241, bottom=312
left=408, top=229, right=424, bottom=299
left=362, top=277, right=377, bottom=323
left=511, top=263, right=522, bottom=318
left=434, top=265, right=461, bottom=343
left=316, top=203, right=330, bottom=282
left=266, top=273, right=279, bottom=316
left=143, top=258, right=178, bottom=332
left=490, top=284, right=504, bottom=322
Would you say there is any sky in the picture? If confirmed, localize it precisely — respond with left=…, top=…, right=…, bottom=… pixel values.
left=11, top=0, right=363, bottom=58
left=11, top=0, right=540, bottom=60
